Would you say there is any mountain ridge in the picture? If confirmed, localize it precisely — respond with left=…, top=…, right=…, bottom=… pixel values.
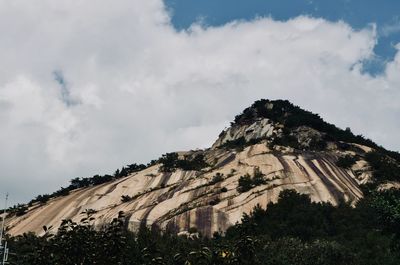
left=5, top=99, right=400, bottom=237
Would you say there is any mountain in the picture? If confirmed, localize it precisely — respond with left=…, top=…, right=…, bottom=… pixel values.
left=5, top=99, right=400, bottom=237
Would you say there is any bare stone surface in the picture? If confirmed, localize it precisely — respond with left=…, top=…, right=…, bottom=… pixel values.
left=212, top=118, right=278, bottom=148
left=6, top=140, right=371, bottom=237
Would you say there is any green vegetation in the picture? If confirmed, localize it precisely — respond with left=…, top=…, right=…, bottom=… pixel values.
left=269, top=133, right=299, bottom=149
left=22, top=163, right=147, bottom=210
left=209, top=197, right=221, bottom=206
left=5, top=99, right=400, bottom=264
left=7, top=204, right=28, bottom=217
left=237, top=174, right=253, bottom=192
left=219, top=136, right=263, bottom=152
left=365, top=151, right=400, bottom=182
left=233, top=99, right=390, bottom=152
left=237, top=168, right=266, bottom=193
left=209, top=173, right=224, bottom=185
left=268, top=130, right=327, bottom=151
left=220, top=187, right=228, bottom=192
left=121, top=195, right=133, bottom=203
left=6, top=189, right=400, bottom=265
left=220, top=137, right=247, bottom=150
left=219, top=137, right=263, bottom=151
left=159, top=152, right=209, bottom=172
left=336, top=154, right=357, bottom=168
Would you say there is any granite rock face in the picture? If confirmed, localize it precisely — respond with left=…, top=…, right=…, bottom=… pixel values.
left=212, top=118, right=279, bottom=148
left=7, top=143, right=370, bottom=238
left=6, top=100, right=376, bottom=237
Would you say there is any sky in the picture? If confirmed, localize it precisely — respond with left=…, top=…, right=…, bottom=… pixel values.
left=1, top=0, right=400, bottom=204
left=166, top=0, right=400, bottom=74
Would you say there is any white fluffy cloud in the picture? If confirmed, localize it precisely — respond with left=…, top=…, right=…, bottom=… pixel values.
left=0, top=0, right=399, bottom=203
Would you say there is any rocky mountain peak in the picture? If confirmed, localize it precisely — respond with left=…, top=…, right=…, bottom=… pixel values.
left=5, top=99, right=400, bottom=238
left=213, top=99, right=382, bottom=153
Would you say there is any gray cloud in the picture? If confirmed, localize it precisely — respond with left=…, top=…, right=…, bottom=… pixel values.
left=53, top=70, right=80, bottom=107
left=0, top=1, right=399, bottom=204
left=381, top=20, right=400, bottom=37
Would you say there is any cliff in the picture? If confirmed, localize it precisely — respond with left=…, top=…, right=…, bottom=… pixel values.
left=6, top=99, right=380, bottom=237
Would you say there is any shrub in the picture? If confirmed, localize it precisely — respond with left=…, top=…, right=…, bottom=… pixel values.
left=237, top=174, right=253, bottom=193
left=252, top=167, right=266, bottom=186
left=209, top=197, right=221, bottom=206
left=177, top=154, right=209, bottom=171
left=159, top=152, right=209, bottom=172
left=159, top=152, right=180, bottom=172
left=220, top=137, right=247, bottom=150
left=188, top=227, right=198, bottom=234
left=234, top=99, right=381, bottom=150
left=219, top=137, right=263, bottom=151
left=10, top=204, right=29, bottom=217
left=34, top=194, right=51, bottom=204
left=336, top=155, right=357, bottom=168
left=237, top=168, right=266, bottom=193
left=270, top=134, right=299, bottom=149
left=365, top=151, right=400, bottom=182
left=210, top=173, right=224, bottom=185
left=121, top=195, right=133, bottom=203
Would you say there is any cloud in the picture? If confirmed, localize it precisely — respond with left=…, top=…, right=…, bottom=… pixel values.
left=53, top=70, right=80, bottom=107
left=0, top=0, right=399, bottom=204
left=381, top=20, right=400, bottom=37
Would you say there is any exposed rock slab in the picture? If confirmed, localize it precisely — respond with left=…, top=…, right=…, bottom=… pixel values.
left=7, top=143, right=367, bottom=238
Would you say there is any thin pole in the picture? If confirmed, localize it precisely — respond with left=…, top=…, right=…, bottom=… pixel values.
left=0, top=193, right=8, bottom=247
left=0, top=194, right=9, bottom=265
left=2, top=241, right=7, bottom=264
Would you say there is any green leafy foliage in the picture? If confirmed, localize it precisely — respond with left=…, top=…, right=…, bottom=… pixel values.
left=5, top=99, right=400, bottom=264
left=7, top=189, right=400, bottom=265
left=121, top=195, right=133, bottom=203
left=237, top=168, right=266, bottom=192
left=365, top=151, right=400, bottom=182
left=209, top=173, right=224, bottom=185
left=366, top=189, right=400, bottom=234
left=336, top=155, right=357, bottom=168
left=234, top=99, right=380, bottom=150
left=219, top=137, right=263, bottom=151
left=237, top=174, right=253, bottom=192
left=7, top=204, right=28, bottom=217
left=25, top=163, right=147, bottom=209
left=269, top=133, right=300, bottom=149
left=220, top=187, right=228, bottom=193
left=159, top=152, right=208, bottom=172
left=209, top=197, right=221, bottom=206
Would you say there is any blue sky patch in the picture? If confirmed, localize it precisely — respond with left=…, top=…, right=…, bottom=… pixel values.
left=165, top=0, right=400, bottom=75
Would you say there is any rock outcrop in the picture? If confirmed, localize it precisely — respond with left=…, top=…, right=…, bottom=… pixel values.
left=212, top=118, right=279, bottom=148
left=6, top=99, right=375, bottom=237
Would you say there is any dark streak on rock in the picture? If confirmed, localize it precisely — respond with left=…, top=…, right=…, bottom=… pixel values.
left=156, top=185, right=177, bottom=205
left=214, top=153, right=236, bottom=168
left=184, top=211, right=191, bottom=231
left=324, top=158, right=360, bottom=189
left=140, top=205, right=156, bottom=227
left=123, top=213, right=133, bottom=230
left=276, top=155, right=292, bottom=174
left=195, top=207, right=214, bottom=238
left=145, top=174, right=158, bottom=188
left=166, top=219, right=179, bottom=234
left=308, top=159, right=344, bottom=203
left=293, top=156, right=312, bottom=182
left=190, top=186, right=206, bottom=201
left=158, top=172, right=172, bottom=187
left=319, top=158, right=353, bottom=199
left=96, top=178, right=129, bottom=200
left=216, top=210, right=230, bottom=234
left=293, top=156, right=324, bottom=201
